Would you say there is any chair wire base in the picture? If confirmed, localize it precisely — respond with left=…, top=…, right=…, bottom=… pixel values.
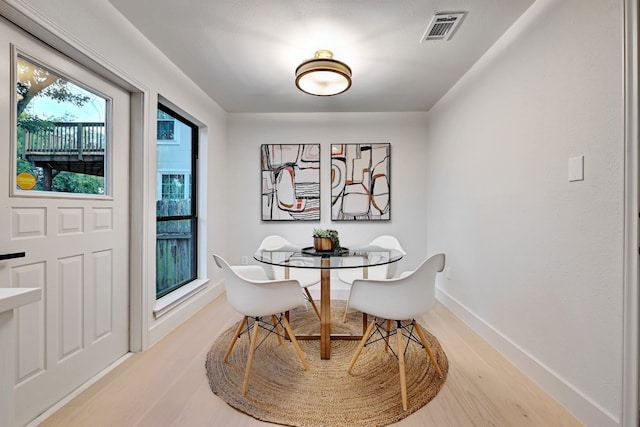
left=364, top=319, right=425, bottom=360
left=224, top=313, right=309, bottom=396
left=348, top=316, right=443, bottom=411
left=234, top=315, right=290, bottom=351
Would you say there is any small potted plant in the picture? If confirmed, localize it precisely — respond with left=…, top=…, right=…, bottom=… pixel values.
left=312, top=228, right=340, bottom=251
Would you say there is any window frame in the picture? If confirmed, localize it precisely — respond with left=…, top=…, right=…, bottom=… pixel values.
left=155, top=102, right=199, bottom=299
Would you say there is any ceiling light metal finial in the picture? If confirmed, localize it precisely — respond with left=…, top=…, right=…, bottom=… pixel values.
left=295, top=49, right=352, bottom=96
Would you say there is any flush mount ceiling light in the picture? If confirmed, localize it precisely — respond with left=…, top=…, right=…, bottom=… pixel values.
left=295, top=50, right=352, bottom=96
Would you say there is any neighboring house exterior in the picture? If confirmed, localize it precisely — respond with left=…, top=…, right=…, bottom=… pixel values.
left=156, top=109, right=192, bottom=202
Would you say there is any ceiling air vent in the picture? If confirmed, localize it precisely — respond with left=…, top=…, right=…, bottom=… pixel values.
left=420, top=12, right=466, bottom=42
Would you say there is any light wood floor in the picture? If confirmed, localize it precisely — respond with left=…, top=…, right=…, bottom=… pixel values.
left=37, top=294, right=582, bottom=426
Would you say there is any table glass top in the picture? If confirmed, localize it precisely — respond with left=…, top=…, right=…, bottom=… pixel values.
left=253, top=244, right=404, bottom=269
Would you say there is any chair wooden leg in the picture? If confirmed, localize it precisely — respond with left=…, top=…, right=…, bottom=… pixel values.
left=362, top=313, right=368, bottom=334
left=347, top=320, right=376, bottom=373
left=303, top=288, right=321, bottom=320
left=242, top=318, right=260, bottom=396
left=385, top=319, right=391, bottom=352
left=224, top=316, right=247, bottom=362
left=413, top=320, right=443, bottom=378
left=280, top=315, right=309, bottom=370
left=284, top=310, right=290, bottom=340
left=271, top=315, right=283, bottom=345
left=397, top=323, right=408, bottom=411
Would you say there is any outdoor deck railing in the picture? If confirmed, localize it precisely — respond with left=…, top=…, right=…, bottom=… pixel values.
left=23, top=122, right=105, bottom=158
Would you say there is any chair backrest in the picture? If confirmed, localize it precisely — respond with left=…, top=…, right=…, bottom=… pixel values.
left=257, top=235, right=291, bottom=251
left=213, top=254, right=304, bottom=317
left=368, top=235, right=406, bottom=278
left=369, top=235, right=407, bottom=254
left=337, top=235, right=406, bottom=284
left=256, top=235, right=320, bottom=287
left=256, top=235, right=290, bottom=279
left=348, top=253, right=445, bottom=320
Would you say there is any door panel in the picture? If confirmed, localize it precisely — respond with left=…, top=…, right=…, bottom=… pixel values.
left=0, top=17, right=130, bottom=425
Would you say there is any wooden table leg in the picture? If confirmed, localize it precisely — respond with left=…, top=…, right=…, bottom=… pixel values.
left=361, top=260, right=369, bottom=335
left=284, top=266, right=290, bottom=340
left=320, top=259, right=331, bottom=359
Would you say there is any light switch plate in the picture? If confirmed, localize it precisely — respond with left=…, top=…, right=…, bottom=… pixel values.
left=568, top=155, right=584, bottom=182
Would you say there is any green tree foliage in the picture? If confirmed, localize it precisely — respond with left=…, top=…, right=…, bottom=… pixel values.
left=51, top=171, right=103, bottom=194
left=16, top=57, right=90, bottom=117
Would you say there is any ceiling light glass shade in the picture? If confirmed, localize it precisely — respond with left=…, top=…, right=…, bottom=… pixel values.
left=295, top=50, right=352, bottom=96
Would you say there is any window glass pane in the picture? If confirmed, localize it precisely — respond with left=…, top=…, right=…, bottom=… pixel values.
left=157, top=110, right=172, bottom=120
left=156, top=218, right=196, bottom=298
left=16, top=55, right=107, bottom=195
left=156, top=119, right=192, bottom=217
left=156, top=104, right=197, bottom=299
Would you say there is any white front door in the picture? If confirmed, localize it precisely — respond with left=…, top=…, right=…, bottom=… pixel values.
left=0, top=18, right=130, bottom=425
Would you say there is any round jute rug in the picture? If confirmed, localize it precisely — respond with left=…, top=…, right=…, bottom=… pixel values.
left=205, top=300, right=448, bottom=427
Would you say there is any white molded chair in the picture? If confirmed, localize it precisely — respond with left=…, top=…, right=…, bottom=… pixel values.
left=213, top=254, right=309, bottom=396
left=338, top=235, right=406, bottom=285
left=346, top=253, right=445, bottom=411
left=257, top=235, right=321, bottom=319
left=340, top=235, right=406, bottom=321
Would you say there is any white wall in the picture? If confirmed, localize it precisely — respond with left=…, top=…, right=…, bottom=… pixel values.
left=425, top=0, right=624, bottom=425
left=4, top=0, right=230, bottom=348
left=226, top=112, right=431, bottom=274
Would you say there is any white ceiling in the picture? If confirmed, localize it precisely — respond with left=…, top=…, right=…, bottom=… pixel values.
left=107, top=0, right=535, bottom=113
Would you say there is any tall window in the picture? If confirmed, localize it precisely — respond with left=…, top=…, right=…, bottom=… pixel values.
left=155, top=103, right=198, bottom=298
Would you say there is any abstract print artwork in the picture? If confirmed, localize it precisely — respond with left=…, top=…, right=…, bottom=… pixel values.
left=261, top=144, right=320, bottom=221
left=331, top=143, right=390, bottom=221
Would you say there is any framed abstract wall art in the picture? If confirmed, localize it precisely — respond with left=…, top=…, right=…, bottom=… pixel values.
left=331, top=143, right=390, bottom=221
left=261, top=144, right=320, bottom=221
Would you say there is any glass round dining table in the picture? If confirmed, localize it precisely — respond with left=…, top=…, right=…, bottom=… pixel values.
left=254, top=244, right=404, bottom=359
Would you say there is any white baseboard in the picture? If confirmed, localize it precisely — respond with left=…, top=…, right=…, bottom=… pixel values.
left=436, top=288, right=619, bottom=427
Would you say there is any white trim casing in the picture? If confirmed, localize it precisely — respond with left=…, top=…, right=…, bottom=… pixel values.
left=622, top=1, right=639, bottom=427
left=153, top=278, right=209, bottom=318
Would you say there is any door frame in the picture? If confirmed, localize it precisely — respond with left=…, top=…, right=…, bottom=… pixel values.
left=0, top=1, right=149, bottom=352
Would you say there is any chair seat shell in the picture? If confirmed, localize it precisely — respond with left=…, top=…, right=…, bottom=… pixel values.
left=348, top=253, right=445, bottom=321
left=214, top=254, right=305, bottom=317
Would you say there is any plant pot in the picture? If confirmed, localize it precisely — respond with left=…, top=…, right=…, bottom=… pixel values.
left=313, top=237, right=333, bottom=251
